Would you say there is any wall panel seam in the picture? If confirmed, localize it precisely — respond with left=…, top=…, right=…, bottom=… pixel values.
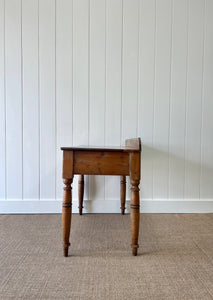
left=120, top=0, right=123, bottom=145
left=168, top=0, right=174, bottom=200
left=55, top=0, right=57, bottom=201
left=183, top=0, right=190, bottom=200
left=21, top=0, right=23, bottom=200
left=104, top=0, right=106, bottom=201
left=4, top=0, right=6, bottom=200
left=136, top=0, right=140, bottom=137
left=152, top=0, right=157, bottom=201
left=88, top=0, right=91, bottom=199
left=38, top=0, right=40, bottom=201
left=71, top=0, right=73, bottom=147
left=199, top=0, right=207, bottom=199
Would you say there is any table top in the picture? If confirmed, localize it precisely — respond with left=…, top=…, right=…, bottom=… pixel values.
left=61, top=145, right=140, bottom=152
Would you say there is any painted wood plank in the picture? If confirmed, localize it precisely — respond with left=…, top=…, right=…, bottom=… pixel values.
left=200, top=0, right=213, bottom=199
left=5, top=0, right=22, bottom=199
left=168, top=0, right=188, bottom=200
left=89, top=0, right=106, bottom=201
left=56, top=0, right=73, bottom=200
left=105, top=0, right=122, bottom=201
left=122, top=0, right=139, bottom=200
left=153, top=0, right=172, bottom=200
left=0, top=0, right=5, bottom=200
left=73, top=0, right=89, bottom=147
left=72, top=0, right=90, bottom=200
left=184, top=0, right=205, bottom=199
left=122, top=0, right=139, bottom=141
left=22, top=0, right=39, bottom=199
left=39, top=0, right=56, bottom=199
left=138, top=0, right=156, bottom=200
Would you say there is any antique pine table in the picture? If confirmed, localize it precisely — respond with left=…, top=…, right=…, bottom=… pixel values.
left=61, top=137, right=141, bottom=256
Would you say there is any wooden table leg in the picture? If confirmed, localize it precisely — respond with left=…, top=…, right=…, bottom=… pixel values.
left=120, top=176, right=126, bottom=215
left=62, top=178, right=73, bottom=257
left=78, top=175, right=84, bottom=215
left=130, top=179, right=140, bottom=256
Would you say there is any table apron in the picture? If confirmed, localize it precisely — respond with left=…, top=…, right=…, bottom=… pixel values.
left=73, top=151, right=130, bottom=176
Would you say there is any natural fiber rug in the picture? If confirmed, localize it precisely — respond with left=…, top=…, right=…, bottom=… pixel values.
left=0, top=213, right=213, bottom=299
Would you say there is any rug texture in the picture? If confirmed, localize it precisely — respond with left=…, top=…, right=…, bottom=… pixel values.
left=0, top=213, right=213, bottom=299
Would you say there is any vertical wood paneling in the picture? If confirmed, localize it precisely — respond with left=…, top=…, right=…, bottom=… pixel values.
left=22, top=0, right=39, bottom=199
left=138, top=0, right=156, bottom=200
left=200, top=0, right=213, bottom=199
left=73, top=0, right=89, bottom=146
left=153, top=0, right=172, bottom=199
left=5, top=0, right=22, bottom=199
left=122, top=0, right=139, bottom=141
left=39, top=0, right=56, bottom=199
left=184, top=0, right=204, bottom=199
left=105, top=0, right=122, bottom=200
left=89, top=0, right=106, bottom=201
left=168, top=0, right=188, bottom=200
left=72, top=0, right=89, bottom=200
left=1, top=0, right=213, bottom=211
left=0, top=0, right=5, bottom=199
left=56, top=0, right=73, bottom=200
left=122, top=0, right=139, bottom=199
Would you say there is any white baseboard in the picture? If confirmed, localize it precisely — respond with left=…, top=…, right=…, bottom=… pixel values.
left=0, top=199, right=213, bottom=214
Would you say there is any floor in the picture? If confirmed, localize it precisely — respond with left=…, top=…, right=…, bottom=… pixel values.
left=0, top=213, right=213, bottom=299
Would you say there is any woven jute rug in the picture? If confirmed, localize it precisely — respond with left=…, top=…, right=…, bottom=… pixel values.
left=0, top=213, right=213, bottom=299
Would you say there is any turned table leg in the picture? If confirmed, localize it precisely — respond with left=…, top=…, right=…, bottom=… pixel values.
left=120, top=176, right=126, bottom=215
left=78, top=175, right=84, bottom=215
left=62, top=178, right=73, bottom=257
left=130, top=179, right=140, bottom=256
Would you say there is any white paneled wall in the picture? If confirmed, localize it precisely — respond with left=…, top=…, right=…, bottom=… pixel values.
left=0, top=0, right=213, bottom=213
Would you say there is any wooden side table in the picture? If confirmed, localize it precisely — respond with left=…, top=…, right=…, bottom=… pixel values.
left=61, top=138, right=141, bottom=256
